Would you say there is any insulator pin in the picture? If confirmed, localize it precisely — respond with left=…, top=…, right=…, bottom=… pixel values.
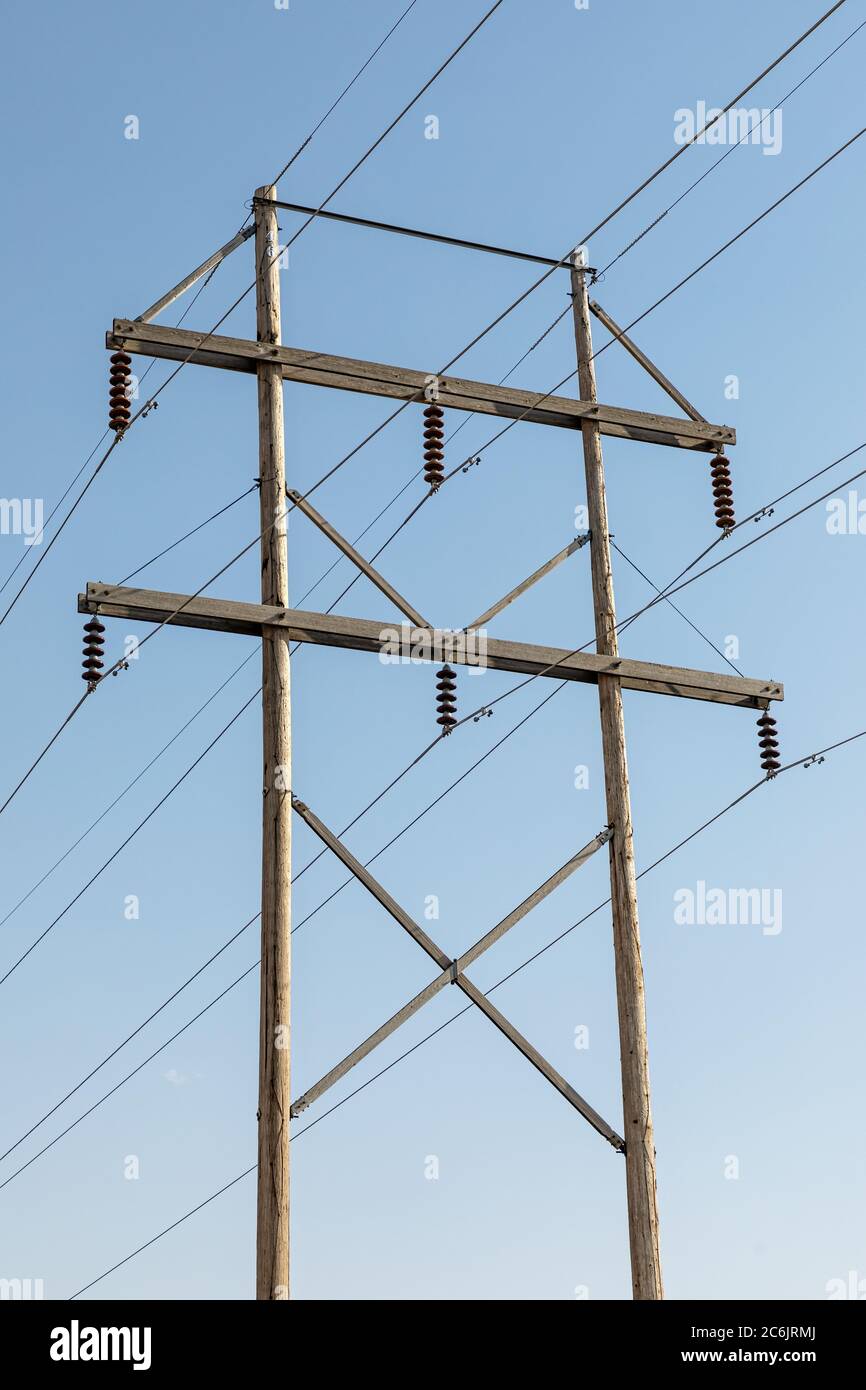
left=82, top=616, right=106, bottom=686
left=108, top=351, right=132, bottom=432
left=710, top=453, right=735, bottom=531
left=423, top=404, right=444, bottom=489
left=756, top=711, right=781, bottom=775
left=435, top=664, right=457, bottom=732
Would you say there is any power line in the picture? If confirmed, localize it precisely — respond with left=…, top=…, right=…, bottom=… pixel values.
left=104, top=0, right=852, bottom=599
left=458, top=439, right=866, bottom=727
left=0, top=7, right=514, bottom=817
left=268, top=0, right=422, bottom=186
left=611, top=541, right=743, bottom=675
left=0, top=253, right=228, bottom=623
left=67, top=1168, right=257, bottom=1302
left=118, top=485, right=257, bottom=585
left=0, top=692, right=90, bottom=820
left=61, top=715, right=866, bottom=1297
left=8, top=2, right=856, bottom=1301
left=594, top=11, right=866, bottom=281
left=5, top=419, right=863, bottom=989
left=12, top=431, right=864, bottom=1192
left=0, top=0, right=505, bottom=634
left=0, top=684, right=568, bottom=1181
left=0, top=690, right=259, bottom=990
left=0, top=251, right=226, bottom=606
left=0, top=917, right=258, bottom=1164
left=6, top=0, right=855, bottom=1138
left=0, top=650, right=259, bottom=930
left=266, top=7, right=866, bottom=619
left=8, top=421, right=862, bottom=999
left=0, top=0, right=420, bottom=616
left=293, top=120, right=866, bottom=635
left=6, top=0, right=841, bottom=654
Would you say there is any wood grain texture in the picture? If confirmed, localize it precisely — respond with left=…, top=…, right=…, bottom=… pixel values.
left=107, top=318, right=735, bottom=452
left=80, top=584, right=783, bottom=709
left=287, top=489, right=429, bottom=627
left=255, top=184, right=291, bottom=1301
left=572, top=259, right=664, bottom=1300
left=589, top=299, right=707, bottom=423
left=291, top=799, right=623, bottom=1148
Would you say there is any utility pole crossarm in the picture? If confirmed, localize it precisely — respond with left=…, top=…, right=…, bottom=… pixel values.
left=106, top=319, right=735, bottom=453
left=79, top=583, right=783, bottom=710
left=291, top=797, right=623, bottom=1149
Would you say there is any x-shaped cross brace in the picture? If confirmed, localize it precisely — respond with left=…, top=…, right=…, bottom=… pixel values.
left=290, top=796, right=625, bottom=1152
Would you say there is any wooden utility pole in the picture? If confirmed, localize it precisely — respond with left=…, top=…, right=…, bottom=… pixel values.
left=569, top=249, right=664, bottom=1300
left=95, top=212, right=776, bottom=1297
left=254, top=183, right=291, bottom=1299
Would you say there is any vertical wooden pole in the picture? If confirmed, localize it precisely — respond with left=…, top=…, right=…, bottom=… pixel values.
left=254, top=183, right=291, bottom=1299
left=569, top=250, right=663, bottom=1300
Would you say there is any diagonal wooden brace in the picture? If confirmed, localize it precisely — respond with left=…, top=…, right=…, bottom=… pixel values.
left=286, top=488, right=430, bottom=627
left=466, top=534, right=590, bottom=630
left=290, top=796, right=624, bottom=1149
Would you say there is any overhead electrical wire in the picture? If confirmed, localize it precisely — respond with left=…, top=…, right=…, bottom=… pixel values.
left=5, top=423, right=864, bottom=998
left=12, top=0, right=850, bottom=628
left=0, top=0, right=506, bottom=634
left=0, top=0, right=422, bottom=612
left=8, top=16, right=866, bottom=1284
left=10, top=425, right=863, bottom=1178
left=594, top=10, right=866, bottom=282
left=265, top=6, right=866, bottom=617
left=110, top=119, right=866, bottom=682
left=0, top=648, right=259, bottom=930
left=0, top=254, right=227, bottom=605
left=3, top=0, right=855, bottom=1165
left=0, top=691, right=259, bottom=990
left=0, top=0, right=846, bottom=819
left=281, top=119, right=866, bottom=633
left=60, top=716, right=866, bottom=1299
left=268, top=0, right=422, bottom=186
left=0, top=915, right=259, bottom=1165
left=3, top=0, right=857, bottom=1300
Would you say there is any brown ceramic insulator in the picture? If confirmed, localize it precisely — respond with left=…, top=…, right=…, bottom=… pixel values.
left=756, top=712, right=781, bottom=773
left=109, top=351, right=132, bottom=431
left=423, top=404, right=444, bottom=488
left=435, top=664, right=457, bottom=731
left=82, top=616, right=106, bottom=683
left=709, top=454, right=735, bottom=530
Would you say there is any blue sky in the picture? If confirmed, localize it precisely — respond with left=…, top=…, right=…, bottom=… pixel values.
left=2, top=0, right=865, bottom=1301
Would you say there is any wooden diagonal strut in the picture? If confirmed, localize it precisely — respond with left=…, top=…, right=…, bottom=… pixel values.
left=589, top=300, right=707, bottom=424
left=571, top=253, right=663, bottom=1300
left=286, top=488, right=430, bottom=627
left=291, top=797, right=625, bottom=1150
left=466, top=534, right=590, bottom=631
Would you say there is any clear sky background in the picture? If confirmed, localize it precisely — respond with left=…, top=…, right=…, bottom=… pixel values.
left=2, top=0, right=864, bottom=1302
